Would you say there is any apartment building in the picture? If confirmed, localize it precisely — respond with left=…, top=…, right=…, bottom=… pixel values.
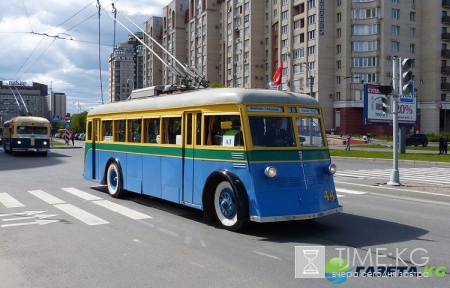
left=0, top=81, right=49, bottom=120
left=108, top=32, right=144, bottom=102
left=120, top=0, right=450, bottom=135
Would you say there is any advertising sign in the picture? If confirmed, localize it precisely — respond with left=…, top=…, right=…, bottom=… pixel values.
left=364, top=84, right=416, bottom=127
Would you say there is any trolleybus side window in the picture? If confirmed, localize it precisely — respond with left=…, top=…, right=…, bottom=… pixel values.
left=102, top=120, right=113, bottom=141
left=87, top=121, right=92, bottom=141
left=144, top=118, right=160, bottom=144
left=114, top=120, right=126, bottom=142
left=161, top=117, right=181, bottom=145
left=127, top=119, right=142, bottom=143
left=196, top=113, right=202, bottom=145
left=204, top=115, right=242, bottom=146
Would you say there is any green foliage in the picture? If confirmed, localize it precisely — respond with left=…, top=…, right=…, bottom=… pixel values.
left=209, top=83, right=226, bottom=88
left=70, top=111, right=88, bottom=133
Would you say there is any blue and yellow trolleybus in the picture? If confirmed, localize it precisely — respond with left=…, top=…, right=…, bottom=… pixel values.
left=83, top=87, right=342, bottom=231
left=2, top=116, right=51, bottom=156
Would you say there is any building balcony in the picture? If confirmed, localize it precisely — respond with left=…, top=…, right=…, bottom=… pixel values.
left=442, top=83, right=450, bottom=90
left=443, top=0, right=450, bottom=8
left=443, top=16, right=450, bottom=24
left=441, top=66, right=450, bottom=74
left=442, top=33, right=450, bottom=40
left=442, top=49, right=450, bottom=57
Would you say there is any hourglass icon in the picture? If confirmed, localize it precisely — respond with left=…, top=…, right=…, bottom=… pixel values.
left=303, top=249, right=319, bottom=274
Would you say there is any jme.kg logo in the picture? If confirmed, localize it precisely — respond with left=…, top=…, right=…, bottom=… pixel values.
left=295, top=245, right=446, bottom=284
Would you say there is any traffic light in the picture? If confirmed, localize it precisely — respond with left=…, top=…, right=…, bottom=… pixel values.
left=401, top=58, right=414, bottom=96
left=377, top=85, right=393, bottom=114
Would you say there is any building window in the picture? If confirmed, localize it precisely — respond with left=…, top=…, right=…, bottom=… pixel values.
left=336, top=76, right=341, bottom=85
left=336, top=92, right=340, bottom=101
left=410, top=12, right=416, bottom=21
left=308, top=14, right=316, bottom=25
left=308, top=30, right=316, bottom=40
left=281, top=39, right=289, bottom=48
left=352, top=41, right=380, bottom=52
left=352, top=24, right=380, bottom=35
left=281, top=11, right=289, bottom=20
left=352, top=8, right=379, bottom=19
left=337, top=44, right=341, bottom=54
left=410, top=44, right=415, bottom=53
left=336, top=60, right=341, bottom=70
left=308, top=0, right=316, bottom=9
left=410, top=27, right=416, bottom=37
left=337, top=12, right=342, bottom=22
left=392, top=9, right=399, bottom=19
left=337, top=0, right=341, bottom=6
left=282, top=25, right=289, bottom=34
left=392, top=41, right=399, bottom=52
left=352, top=57, right=379, bottom=67
left=294, top=20, right=300, bottom=29
left=308, top=46, right=315, bottom=55
left=337, top=28, right=341, bottom=38
left=392, top=25, right=399, bottom=35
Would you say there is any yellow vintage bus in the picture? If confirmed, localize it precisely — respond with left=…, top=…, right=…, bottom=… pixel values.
left=2, top=116, right=51, bottom=156
left=83, top=87, right=341, bottom=231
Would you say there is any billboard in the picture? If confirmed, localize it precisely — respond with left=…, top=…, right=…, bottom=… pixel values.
left=364, top=84, right=417, bottom=126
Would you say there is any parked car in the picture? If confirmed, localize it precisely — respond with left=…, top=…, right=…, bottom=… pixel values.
left=406, top=133, right=428, bottom=147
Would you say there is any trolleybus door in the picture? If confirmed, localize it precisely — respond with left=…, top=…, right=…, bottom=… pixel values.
left=92, top=119, right=100, bottom=180
left=182, top=112, right=201, bottom=205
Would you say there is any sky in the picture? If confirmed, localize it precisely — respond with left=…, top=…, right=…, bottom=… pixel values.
left=0, top=0, right=170, bottom=115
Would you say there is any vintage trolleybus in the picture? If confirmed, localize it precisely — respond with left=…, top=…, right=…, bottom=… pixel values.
left=83, top=87, right=342, bottom=231
left=2, top=116, right=51, bottom=156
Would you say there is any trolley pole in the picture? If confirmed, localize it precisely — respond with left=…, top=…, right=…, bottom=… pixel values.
left=388, top=57, right=401, bottom=186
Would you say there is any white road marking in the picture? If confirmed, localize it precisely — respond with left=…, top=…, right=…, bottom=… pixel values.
left=2, top=214, right=58, bottom=222
left=0, top=193, right=25, bottom=208
left=1, top=219, right=59, bottom=227
left=253, top=251, right=282, bottom=260
left=336, top=188, right=366, bottom=195
left=61, top=187, right=102, bottom=201
left=0, top=211, right=46, bottom=217
left=28, top=190, right=65, bottom=204
left=156, top=227, right=178, bottom=237
left=93, top=200, right=152, bottom=220
left=54, top=203, right=109, bottom=225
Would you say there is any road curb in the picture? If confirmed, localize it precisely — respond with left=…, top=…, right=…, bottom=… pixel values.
left=335, top=181, right=450, bottom=204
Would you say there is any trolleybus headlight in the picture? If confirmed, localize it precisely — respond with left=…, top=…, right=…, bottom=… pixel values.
left=43, top=141, right=48, bottom=146
left=17, top=140, right=21, bottom=145
left=328, top=163, right=337, bottom=175
left=264, top=166, right=277, bottom=178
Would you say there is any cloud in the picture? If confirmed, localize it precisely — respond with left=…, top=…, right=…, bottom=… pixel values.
left=0, top=0, right=168, bottom=114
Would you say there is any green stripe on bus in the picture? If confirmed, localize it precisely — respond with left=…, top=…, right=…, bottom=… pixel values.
left=85, top=142, right=328, bottom=162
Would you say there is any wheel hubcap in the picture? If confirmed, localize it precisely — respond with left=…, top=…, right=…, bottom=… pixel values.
left=219, top=189, right=236, bottom=219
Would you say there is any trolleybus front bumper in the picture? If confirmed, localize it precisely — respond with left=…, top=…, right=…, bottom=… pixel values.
left=249, top=206, right=343, bottom=223
left=13, top=148, right=50, bottom=153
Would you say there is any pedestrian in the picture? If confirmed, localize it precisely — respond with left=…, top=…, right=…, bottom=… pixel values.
left=70, top=132, right=75, bottom=145
left=443, top=135, right=448, bottom=155
left=345, top=134, right=351, bottom=150
left=439, top=134, right=444, bottom=155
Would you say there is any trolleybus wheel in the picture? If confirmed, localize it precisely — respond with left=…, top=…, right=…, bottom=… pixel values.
left=213, top=181, right=247, bottom=231
left=106, top=162, right=125, bottom=198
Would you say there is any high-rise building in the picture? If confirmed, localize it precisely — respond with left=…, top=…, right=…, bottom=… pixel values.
left=47, top=92, right=67, bottom=120
left=0, top=81, right=48, bottom=121
left=124, top=0, right=450, bottom=135
left=108, top=32, right=144, bottom=102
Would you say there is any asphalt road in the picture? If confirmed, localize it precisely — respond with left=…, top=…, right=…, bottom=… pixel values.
left=0, top=145, right=448, bottom=287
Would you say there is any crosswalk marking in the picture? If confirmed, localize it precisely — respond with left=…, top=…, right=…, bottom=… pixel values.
left=0, top=193, right=24, bottom=208
left=54, top=203, right=109, bottom=225
left=61, top=187, right=102, bottom=201
left=93, top=200, right=152, bottom=220
left=28, top=190, right=65, bottom=205
left=336, top=188, right=366, bottom=195
left=337, top=167, right=450, bottom=185
left=1, top=188, right=153, bottom=226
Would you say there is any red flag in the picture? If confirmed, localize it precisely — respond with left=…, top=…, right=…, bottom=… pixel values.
left=273, top=61, right=283, bottom=86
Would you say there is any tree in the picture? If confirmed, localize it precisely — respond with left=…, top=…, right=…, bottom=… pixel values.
left=70, top=111, right=88, bottom=133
